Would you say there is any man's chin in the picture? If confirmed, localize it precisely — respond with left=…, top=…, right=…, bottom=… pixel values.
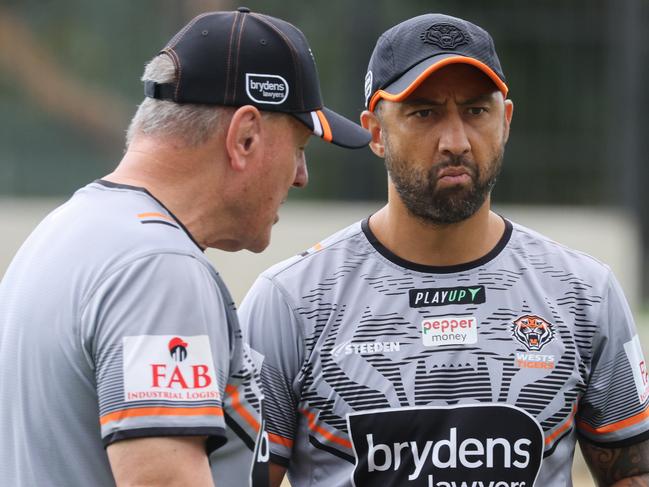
left=245, top=229, right=273, bottom=254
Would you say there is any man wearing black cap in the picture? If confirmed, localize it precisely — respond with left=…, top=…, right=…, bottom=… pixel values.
left=0, top=8, right=369, bottom=487
left=239, top=13, right=649, bottom=486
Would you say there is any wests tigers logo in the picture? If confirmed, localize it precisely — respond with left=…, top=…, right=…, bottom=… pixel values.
left=512, top=314, right=555, bottom=351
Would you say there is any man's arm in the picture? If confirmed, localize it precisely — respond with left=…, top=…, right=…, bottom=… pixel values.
left=107, top=436, right=214, bottom=487
left=580, top=438, right=649, bottom=486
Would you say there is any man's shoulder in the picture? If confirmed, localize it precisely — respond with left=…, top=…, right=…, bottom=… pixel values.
left=26, top=181, right=211, bottom=287
left=260, top=219, right=368, bottom=283
left=64, top=181, right=203, bottom=259
left=509, top=219, right=612, bottom=278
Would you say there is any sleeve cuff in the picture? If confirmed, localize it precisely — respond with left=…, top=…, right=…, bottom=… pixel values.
left=103, top=426, right=226, bottom=448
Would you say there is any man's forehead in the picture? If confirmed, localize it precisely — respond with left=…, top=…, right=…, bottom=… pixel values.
left=407, top=63, right=501, bottom=100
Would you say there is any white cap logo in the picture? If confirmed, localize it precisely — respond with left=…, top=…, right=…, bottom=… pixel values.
left=364, top=71, right=373, bottom=107
left=246, top=73, right=289, bottom=105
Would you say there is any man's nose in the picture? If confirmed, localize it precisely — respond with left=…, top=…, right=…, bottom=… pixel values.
left=438, top=111, right=471, bottom=157
left=292, top=154, right=308, bottom=188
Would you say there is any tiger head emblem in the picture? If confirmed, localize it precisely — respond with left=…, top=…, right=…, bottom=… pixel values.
left=512, top=314, right=554, bottom=351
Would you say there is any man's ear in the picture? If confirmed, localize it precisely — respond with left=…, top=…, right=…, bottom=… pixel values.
left=225, top=105, right=263, bottom=171
left=360, top=109, right=385, bottom=158
left=503, top=99, right=514, bottom=144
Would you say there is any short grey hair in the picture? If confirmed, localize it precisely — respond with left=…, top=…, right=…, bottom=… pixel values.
left=125, top=54, right=229, bottom=148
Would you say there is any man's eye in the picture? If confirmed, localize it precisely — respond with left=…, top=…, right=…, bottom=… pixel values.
left=468, top=107, right=486, bottom=116
left=415, top=109, right=433, bottom=118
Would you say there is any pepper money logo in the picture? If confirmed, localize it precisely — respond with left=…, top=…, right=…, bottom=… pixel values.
left=169, top=337, right=188, bottom=362
left=347, top=404, right=543, bottom=487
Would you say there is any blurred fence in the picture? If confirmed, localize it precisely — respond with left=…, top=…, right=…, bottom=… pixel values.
left=1, top=0, right=648, bottom=291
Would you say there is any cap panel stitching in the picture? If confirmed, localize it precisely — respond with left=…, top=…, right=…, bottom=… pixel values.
left=167, top=12, right=212, bottom=49
left=231, top=14, right=247, bottom=104
left=224, top=13, right=241, bottom=104
left=387, top=34, right=396, bottom=88
left=250, top=13, right=304, bottom=110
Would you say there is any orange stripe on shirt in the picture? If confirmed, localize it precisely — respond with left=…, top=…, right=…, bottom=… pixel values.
left=225, top=384, right=261, bottom=432
left=100, top=406, right=223, bottom=425
left=301, top=409, right=352, bottom=449
left=269, top=432, right=294, bottom=448
left=315, top=111, right=333, bottom=143
left=137, top=212, right=174, bottom=221
left=578, top=406, right=649, bottom=435
left=545, top=404, right=577, bottom=446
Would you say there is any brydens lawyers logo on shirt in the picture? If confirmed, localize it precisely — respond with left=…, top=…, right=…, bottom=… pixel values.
left=122, top=335, right=220, bottom=402
left=347, top=404, right=543, bottom=487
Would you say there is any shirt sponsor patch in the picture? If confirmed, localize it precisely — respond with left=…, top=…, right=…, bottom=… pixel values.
left=515, top=352, right=555, bottom=370
left=347, top=404, right=543, bottom=487
left=409, top=286, right=486, bottom=308
left=422, top=316, right=478, bottom=346
left=331, top=340, right=401, bottom=357
left=245, top=73, right=289, bottom=104
left=624, top=335, right=649, bottom=403
left=511, top=315, right=554, bottom=352
left=123, top=335, right=220, bottom=402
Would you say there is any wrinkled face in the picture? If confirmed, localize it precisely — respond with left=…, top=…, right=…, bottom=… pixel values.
left=377, top=64, right=513, bottom=225
left=243, top=113, right=310, bottom=253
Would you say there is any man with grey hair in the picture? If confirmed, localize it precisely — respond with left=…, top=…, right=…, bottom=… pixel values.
left=0, top=8, right=369, bottom=487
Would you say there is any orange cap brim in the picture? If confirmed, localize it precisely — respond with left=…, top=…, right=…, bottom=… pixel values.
left=368, top=55, right=509, bottom=112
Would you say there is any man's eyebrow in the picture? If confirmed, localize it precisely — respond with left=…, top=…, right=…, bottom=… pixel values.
left=458, top=93, right=497, bottom=105
left=400, top=98, right=444, bottom=107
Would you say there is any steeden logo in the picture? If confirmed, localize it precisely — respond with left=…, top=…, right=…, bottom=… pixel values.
left=331, top=339, right=401, bottom=357
left=246, top=73, right=289, bottom=105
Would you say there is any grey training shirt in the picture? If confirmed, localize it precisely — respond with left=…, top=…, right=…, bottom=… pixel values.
left=0, top=181, right=268, bottom=486
left=240, top=218, right=649, bottom=487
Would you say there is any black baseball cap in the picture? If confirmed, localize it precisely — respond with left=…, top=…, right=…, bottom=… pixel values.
left=145, top=7, right=370, bottom=149
left=364, top=13, right=508, bottom=112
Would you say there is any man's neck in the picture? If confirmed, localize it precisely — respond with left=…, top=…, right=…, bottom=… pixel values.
left=102, top=144, right=229, bottom=250
left=369, top=196, right=505, bottom=268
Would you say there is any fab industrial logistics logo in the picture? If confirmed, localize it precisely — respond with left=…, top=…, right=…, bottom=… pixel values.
left=122, top=335, right=220, bottom=402
left=347, top=404, right=543, bottom=487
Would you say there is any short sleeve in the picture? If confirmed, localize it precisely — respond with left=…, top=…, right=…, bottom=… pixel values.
left=577, top=270, right=649, bottom=447
left=81, top=253, right=231, bottom=447
left=239, top=275, right=305, bottom=465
